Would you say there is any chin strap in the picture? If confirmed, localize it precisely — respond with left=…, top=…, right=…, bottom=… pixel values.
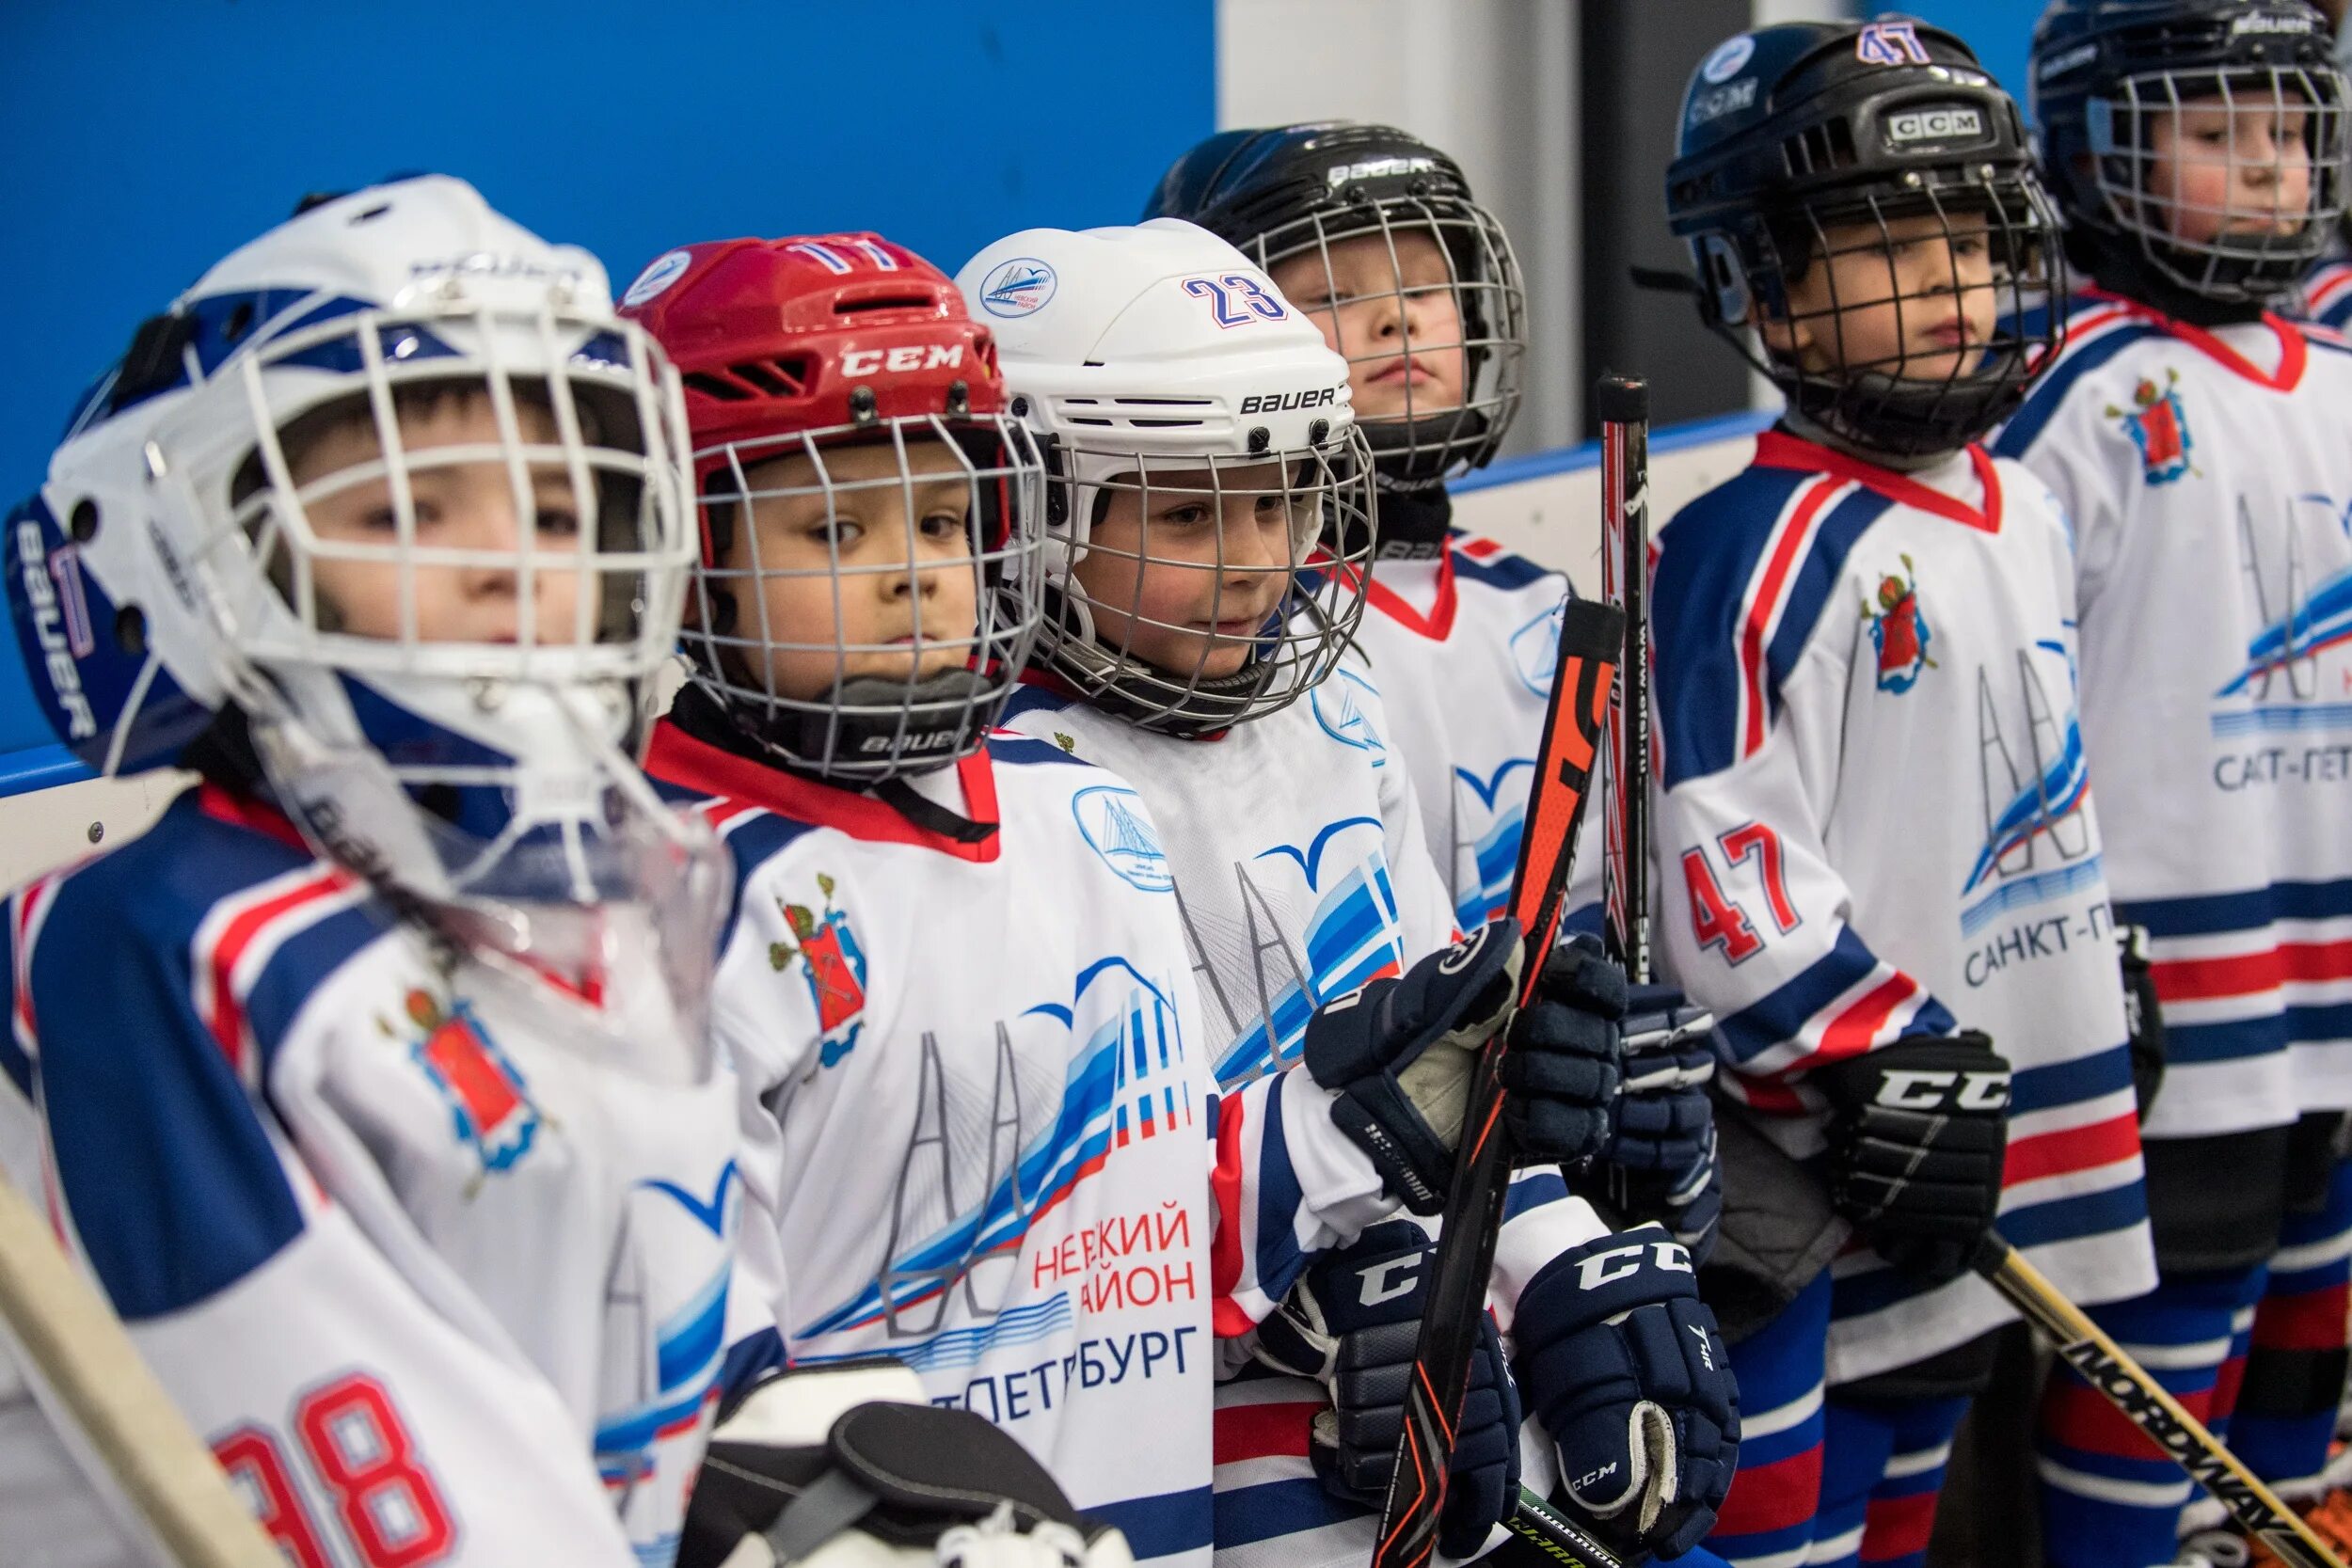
left=869, top=776, right=996, bottom=847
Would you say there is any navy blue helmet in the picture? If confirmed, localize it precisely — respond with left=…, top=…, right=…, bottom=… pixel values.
left=1146, top=121, right=1524, bottom=487
left=1665, top=19, right=2065, bottom=457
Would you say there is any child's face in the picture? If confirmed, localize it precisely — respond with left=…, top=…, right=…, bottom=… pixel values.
left=2143, top=96, right=2314, bottom=245
left=296, top=392, right=594, bottom=647
left=719, top=437, right=978, bottom=703
left=1074, top=462, right=1307, bottom=682
left=1270, top=229, right=1468, bottom=422
left=1766, top=209, right=1999, bottom=387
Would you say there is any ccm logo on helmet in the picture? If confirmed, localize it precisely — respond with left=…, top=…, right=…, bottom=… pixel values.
left=840, top=345, right=964, bottom=377
left=1874, top=1069, right=2011, bottom=1112
left=17, top=521, right=97, bottom=740
left=1887, top=106, right=1984, bottom=145
left=1238, top=386, right=1337, bottom=416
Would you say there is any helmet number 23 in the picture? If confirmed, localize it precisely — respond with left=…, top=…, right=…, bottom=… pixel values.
left=1183, top=273, right=1290, bottom=329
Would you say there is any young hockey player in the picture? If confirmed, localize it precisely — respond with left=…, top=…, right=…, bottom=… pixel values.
left=1997, top=4, right=2352, bottom=1560
left=1655, top=21, right=2160, bottom=1568
left=0, top=176, right=742, bottom=1566
left=963, top=217, right=1738, bottom=1568
left=622, top=231, right=1561, bottom=1568
left=1141, top=122, right=1723, bottom=1264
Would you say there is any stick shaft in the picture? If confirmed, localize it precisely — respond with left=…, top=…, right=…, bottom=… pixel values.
left=1977, top=1234, right=2345, bottom=1568
left=1597, top=373, right=1652, bottom=987
left=0, top=1166, right=279, bottom=1567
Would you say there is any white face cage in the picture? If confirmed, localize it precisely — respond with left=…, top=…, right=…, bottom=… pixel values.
left=1238, top=196, right=1525, bottom=485
left=1038, top=427, right=1377, bottom=735
left=684, top=412, right=1050, bottom=782
left=212, top=304, right=696, bottom=693
left=2089, top=62, right=2351, bottom=302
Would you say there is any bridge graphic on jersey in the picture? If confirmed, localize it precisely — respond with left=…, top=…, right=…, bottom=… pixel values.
left=796, top=958, right=1190, bottom=1356
left=2213, top=492, right=2352, bottom=734
left=1177, top=816, right=1409, bottom=1087
left=1962, top=639, right=2097, bottom=935
left=595, top=1169, right=737, bottom=1500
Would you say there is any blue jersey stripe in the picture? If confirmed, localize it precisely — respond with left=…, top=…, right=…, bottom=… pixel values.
left=1719, top=928, right=1885, bottom=1067
left=2120, top=878, right=2352, bottom=939
left=1994, top=323, right=2161, bottom=458
left=1089, top=1485, right=1215, bottom=1560
left=1213, top=1475, right=1373, bottom=1549
left=246, top=899, right=387, bottom=1069
left=1653, top=466, right=1814, bottom=787
left=2010, top=1042, right=2135, bottom=1115
left=1758, top=484, right=1897, bottom=698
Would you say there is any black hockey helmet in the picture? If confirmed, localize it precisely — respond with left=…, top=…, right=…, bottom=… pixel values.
left=1144, top=121, right=1524, bottom=488
left=1665, top=18, right=2066, bottom=459
left=2031, top=0, right=2346, bottom=309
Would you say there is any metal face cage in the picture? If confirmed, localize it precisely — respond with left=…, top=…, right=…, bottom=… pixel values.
left=1744, top=173, right=2069, bottom=458
left=686, top=411, right=1048, bottom=782
left=1035, top=427, right=1376, bottom=735
left=1239, top=196, right=1525, bottom=486
left=2088, top=62, right=2350, bottom=303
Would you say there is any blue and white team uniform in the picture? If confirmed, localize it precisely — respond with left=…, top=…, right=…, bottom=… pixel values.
left=1652, top=430, right=2156, bottom=1568
left=650, top=714, right=1405, bottom=1568
left=1349, top=531, right=1604, bottom=936
left=1997, top=291, right=2352, bottom=1558
left=999, top=664, right=1612, bottom=1568
left=0, top=783, right=739, bottom=1567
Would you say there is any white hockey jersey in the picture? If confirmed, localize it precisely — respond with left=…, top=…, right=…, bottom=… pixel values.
left=0, top=782, right=739, bottom=1566
left=1996, top=293, right=2352, bottom=1137
left=1651, top=430, right=2156, bottom=1386
left=648, top=721, right=1404, bottom=1568
left=997, top=666, right=1611, bottom=1568
left=1349, top=531, right=1605, bottom=939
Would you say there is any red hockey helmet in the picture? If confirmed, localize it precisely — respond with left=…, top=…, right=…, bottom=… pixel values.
left=619, top=234, right=1046, bottom=784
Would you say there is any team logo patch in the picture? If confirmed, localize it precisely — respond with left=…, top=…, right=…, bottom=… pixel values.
left=770, top=874, right=869, bottom=1067
left=388, top=989, right=542, bottom=1178
left=1072, top=784, right=1175, bottom=892
left=1863, top=554, right=1937, bottom=692
left=977, top=257, right=1057, bottom=318
left=1700, top=34, right=1755, bottom=83
left=622, top=248, right=692, bottom=307
left=2106, top=370, right=2198, bottom=485
left=1311, top=666, right=1388, bottom=760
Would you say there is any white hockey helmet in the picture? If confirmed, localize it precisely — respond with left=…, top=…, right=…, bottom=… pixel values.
left=957, top=218, right=1374, bottom=736
left=10, top=177, right=718, bottom=1036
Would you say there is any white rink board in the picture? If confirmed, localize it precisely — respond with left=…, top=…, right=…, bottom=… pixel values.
left=0, top=413, right=1775, bottom=888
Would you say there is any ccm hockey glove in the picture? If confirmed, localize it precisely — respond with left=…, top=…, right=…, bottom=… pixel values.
left=1251, top=1221, right=1522, bottom=1560
left=1304, top=923, right=1625, bottom=1213
left=1813, top=1033, right=2012, bottom=1286
left=1600, top=984, right=1723, bottom=1263
left=1513, top=1226, right=1740, bottom=1561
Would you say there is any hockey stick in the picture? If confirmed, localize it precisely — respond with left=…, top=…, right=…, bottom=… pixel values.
left=1370, top=595, right=1626, bottom=1568
left=1597, top=372, right=1652, bottom=989
left=0, top=1164, right=279, bottom=1567
left=1976, top=1232, right=2350, bottom=1568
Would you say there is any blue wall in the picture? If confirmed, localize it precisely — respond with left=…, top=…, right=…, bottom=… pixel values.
left=0, top=0, right=1214, bottom=772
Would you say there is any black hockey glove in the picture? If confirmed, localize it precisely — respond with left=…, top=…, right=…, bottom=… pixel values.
left=1252, top=1221, right=1522, bottom=1560
left=1304, top=922, right=1625, bottom=1213
left=1813, top=1033, right=2012, bottom=1287
left=2116, top=922, right=2167, bottom=1122
left=1600, top=984, right=1724, bottom=1264
left=1513, top=1226, right=1740, bottom=1561
left=680, top=1361, right=1130, bottom=1568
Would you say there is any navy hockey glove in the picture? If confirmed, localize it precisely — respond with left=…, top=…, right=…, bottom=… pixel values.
left=1252, top=1222, right=1522, bottom=1560
left=2116, top=923, right=2167, bottom=1122
left=1813, top=1033, right=2012, bottom=1286
left=1514, top=1226, right=1739, bottom=1561
left=1509, top=935, right=1629, bottom=1167
left=1601, top=984, right=1723, bottom=1262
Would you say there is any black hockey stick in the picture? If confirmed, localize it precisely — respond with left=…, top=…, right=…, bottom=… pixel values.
left=1976, top=1234, right=2349, bottom=1568
left=1597, top=372, right=1653, bottom=988
left=1370, top=595, right=1626, bottom=1568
